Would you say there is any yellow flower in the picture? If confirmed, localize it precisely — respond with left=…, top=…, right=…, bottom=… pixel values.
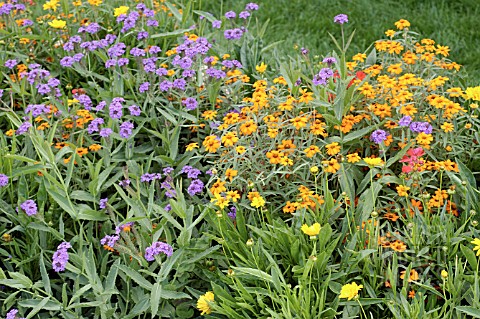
left=88, top=0, right=102, bottom=5
left=236, top=146, right=246, bottom=154
left=256, top=62, right=267, bottom=73
left=394, top=19, right=410, bottom=30
left=251, top=196, right=265, bottom=208
left=225, top=168, right=238, bottom=182
left=471, top=238, right=480, bottom=256
left=43, top=0, right=59, bottom=11
left=186, top=142, right=199, bottom=151
left=339, top=282, right=363, bottom=300
left=441, top=270, right=448, bottom=279
left=325, top=142, right=341, bottom=156
left=48, top=19, right=66, bottom=29
left=465, top=86, right=480, bottom=101
left=396, top=185, right=410, bottom=197
left=347, top=153, right=361, bottom=163
left=301, top=223, right=321, bottom=237
left=439, top=122, right=453, bottom=133
left=385, top=29, right=395, bottom=37
left=197, top=291, right=214, bottom=315
left=363, top=157, right=384, bottom=167
left=114, top=6, right=129, bottom=17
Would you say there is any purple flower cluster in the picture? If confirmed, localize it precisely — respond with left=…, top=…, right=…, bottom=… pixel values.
left=228, top=206, right=237, bottom=220
left=20, top=199, right=37, bottom=216
left=25, top=104, right=49, bottom=117
left=141, top=173, right=162, bottom=182
left=182, top=97, right=198, bottom=111
left=187, top=179, right=204, bottom=196
left=245, top=2, right=259, bottom=10
left=224, top=28, right=244, bottom=40
left=109, top=97, right=124, bottom=119
left=139, top=81, right=150, bottom=93
left=334, top=14, right=349, bottom=24
left=398, top=116, right=412, bottom=127
left=323, top=56, right=337, bottom=65
left=180, top=166, right=201, bottom=179
left=87, top=118, right=105, bottom=134
left=79, top=22, right=101, bottom=34
left=410, top=121, right=433, bottom=134
left=129, top=104, right=141, bottom=116
left=370, top=129, right=389, bottom=144
left=144, top=241, right=173, bottom=261
left=16, top=121, right=32, bottom=135
left=52, top=242, right=71, bottom=272
left=312, top=68, right=334, bottom=86
left=5, top=59, right=18, bottom=69
left=100, top=234, right=119, bottom=249
left=99, top=198, right=108, bottom=209
left=119, top=121, right=134, bottom=138
left=0, top=173, right=8, bottom=187
left=6, top=308, right=25, bottom=319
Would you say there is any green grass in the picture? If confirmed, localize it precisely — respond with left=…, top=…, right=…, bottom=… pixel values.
left=201, top=0, right=480, bottom=84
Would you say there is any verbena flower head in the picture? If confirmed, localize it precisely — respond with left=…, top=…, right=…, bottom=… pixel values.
left=399, top=116, right=412, bottom=126
left=20, top=199, right=37, bottom=216
left=0, top=173, right=9, bottom=187
left=370, top=129, right=388, bottom=144
left=52, top=241, right=71, bottom=272
left=323, top=56, right=337, bottom=65
left=144, top=241, right=173, bottom=261
left=334, top=14, right=348, bottom=24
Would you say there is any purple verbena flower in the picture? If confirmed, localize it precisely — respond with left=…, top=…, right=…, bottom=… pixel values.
left=144, top=241, right=173, bottom=261
left=20, top=199, right=37, bottom=216
left=399, top=116, right=412, bottom=127
left=334, top=14, right=348, bottom=24
left=0, top=174, right=8, bottom=187
left=119, top=121, right=134, bottom=138
left=370, top=129, right=388, bottom=144
left=52, top=242, right=71, bottom=272
left=99, top=198, right=108, bottom=209
left=225, top=11, right=236, bottom=19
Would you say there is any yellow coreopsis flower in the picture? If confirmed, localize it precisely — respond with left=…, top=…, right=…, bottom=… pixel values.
left=87, top=0, right=102, bottom=5
left=465, top=86, right=480, bottom=101
left=363, top=157, right=384, bottom=167
left=48, top=19, right=66, bottom=29
left=185, top=142, right=199, bottom=151
left=339, top=282, right=363, bottom=300
left=301, top=223, right=321, bottom=237
left=197, top=291, right=214, bottom=315
left=114, top=6, right=129, bottom=17
left=471, top=238, right=480, bottom=256
left=256, top=62, right=267, bottom=73
left=251, top=196, right=265, bottom=208
left=43, top=0, right=59, bottom=11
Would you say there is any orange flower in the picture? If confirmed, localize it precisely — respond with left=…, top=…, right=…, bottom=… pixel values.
left=225, top=168, right=238, bottom=182
left=390, top=240, right=407, bottom=252
left=203, top=135, right=221, bottom=153
left=322, top=159, right=340, bottom=173
left=400, top=269, right=419, bottom=282
left=396, top=185, right=410, bottom=197
left=89, top=144, right=102, bottom=152
left=283, top=201, right=300, bottom=214
left=239, top=120, right=257, bottom=136
left=76, top=147, right=88, bottom=157
left=325, top=142, right=341, bottom=156
left=304, top=145, right=320, bottom=158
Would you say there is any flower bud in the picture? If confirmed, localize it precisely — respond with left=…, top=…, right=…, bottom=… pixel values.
left=441, top=270, right=448, bottom=279
left=246, top=238, right=254, bottom=247
left=472, top=220, right=478, bottom=227
left=310, top=166, right=319, bottom=174
left=371, top=211, right=378, bottom=218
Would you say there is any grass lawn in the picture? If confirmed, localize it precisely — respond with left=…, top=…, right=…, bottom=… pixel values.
left=201, top=0, right=480, bottom=84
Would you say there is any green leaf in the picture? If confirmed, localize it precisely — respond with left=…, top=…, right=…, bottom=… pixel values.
left=460, top=244, right=478, bottom=270
left=456, top=306, right=480, bottom=318
left=26, top=297, right=51, bottom=319
left=39, top=254, right=52, bottom=295
left=116, top=264, right=153, bottom=290
left=151, top=282, right=162, bottom=315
